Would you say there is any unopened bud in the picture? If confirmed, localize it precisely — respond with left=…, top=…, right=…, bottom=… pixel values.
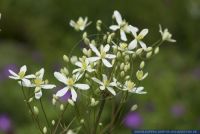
left=125, top=55, right=130, bottom=61
left=84, top=38, right=90, bottom=45
left=63, top=55, right=69, bottom=62
left=96, top=20, right=102, bottom=31
left=117, top=52, right=121, bottom=58
left=52, top=120, right=55, bottom=126
left=43, top=126, right=47, bottom=134
left=33, top=106, right=39, bottom=115
left=28, top=97, right=33, bottom=103
left=70, top=56, right=78, bottom=64
left=140, top=61, right=145, bottom=69
left=120, top=71, right=125, bottom=77
left=60, top=104, right=64, bottom=111
left=154, top=47, right=159, bottom=54
left=120, top=63, right=125, bottom=70
left=82, top=32, right=87, bottom=39
left=68, top=99, right=75, bottom=106
left=136, top=48, right=143, bottom=55
left=146, top=51, right=152, bottom=58
left=131, top=104, right=138, bottom=111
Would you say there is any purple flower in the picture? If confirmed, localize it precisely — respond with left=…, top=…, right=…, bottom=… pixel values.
left=170, top=103, right=186, bottom=118
left=60, top=90, right=71, bottom=102
left=123, top=112, right=143, bottom=129
left=0, top=115, right=12, bottom=132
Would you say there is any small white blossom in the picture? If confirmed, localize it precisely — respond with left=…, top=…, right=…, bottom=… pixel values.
left=92, top=74, right=117, bottom=95
left=88, top=44, right=116, bottom=68
left=159, top=25, right=176, bottom=42
left=121, top=80, right=146, bottom=94
left=109, top=10, right=130, bottom=41
left=128, top=26, right=149, bottom=50
left=113, top=42, right=134, bottom=54
left=28, top=68, right=56, bottom=99
left=9, top=65, right=35, bottom=86
left=70, top=17, right=91, bottom=31
left=90, top=98, right=99, bottom=107
left=73, top=58, right=95, bottom=79
left=54, top=72, right=90, bottom=101
left=136, top=70, right=148, bottom=81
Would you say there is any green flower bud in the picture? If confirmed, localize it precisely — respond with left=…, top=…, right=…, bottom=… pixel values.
left=80, top=119, right=85, bottom=124
left=146, top=47, right=152, bottom=52
left=43, top=126, right=47, bottom=134
left=84, top=38, right=90, bottom=45
left=136, top=48, right=143, bottom=55
left=146, top=51, right=152, bottom=58
left=96, top=20, right=102, bottom=31
left=125, top=55, right=130, bottom=61
left=63, top=55, right=69, bottom=62
left=60, top=104, right=64, bottom=111
left=82, top=32, right=87, bottom=39
left=117, top=51, right=121, bottom=58
left=52, top=120, right=55, bottom=126
left=130, top=104, right=138, bottom=111
left=28, top=97, right=33, bottom=103
left=140, top=61, right=145, bottom=69
left=120, top=63, right=125, bottom=70
left=132, top=53, right=137, bottom=58
left=120, top=71, right=125, bottom=77
left=70, top=56, right=78, bottom=64
left=33, top=106, right=39, bottom=115
left=154, top=47, right=159, bottom=54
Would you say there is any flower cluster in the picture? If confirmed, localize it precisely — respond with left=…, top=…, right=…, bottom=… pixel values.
left=8, top=10, right=175, bottom=134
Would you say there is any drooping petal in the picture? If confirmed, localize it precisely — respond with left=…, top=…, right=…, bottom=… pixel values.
left=139, top=29, right=148, bottom=37
left=41, top=84, right=56, bottom=89
left=105, top=54, right=116, bottom=59
left=128, top=39, right=137, bottom=50
left=35, top=90, right=42, bottom=99
left=109, top=25, right=120, bottom=31
left=107, top=87, right=116, bottom=95
left=89, top=44, right=101, bottom=56
left=104, top=44, right=110, bottom=52
left=56, top=87, right=69, bottom=97
left=102, top=59, right=112, bottom=68
left=71, top=88, right=77, bottom=101
left=87, top=57, right=100, bottom=63
left=120, top=30, right=127, bottom=41
left=129, top=25, right=138, bottom=37
left=54, top=72, right=67, bottom=84
left=20, top=65, right=27, bottom=73
left=8, top=70, right=18, bottom=77
left=139, top=41, right=147, bottom=50
left=74, top=84, right=90, bottom=90
left=92, top=77, right=103, bottom=85
left=75, top=61, right=82, bottom=68
left=114, top=10, right=122, bottom=25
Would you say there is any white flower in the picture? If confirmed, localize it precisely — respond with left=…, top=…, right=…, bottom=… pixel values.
left=159, top=25, right=176, bottom=42
left=113, top=42, right=134, bottom=54
left=28, top=68, right=56, bottom=99
left=136, top=70, right=148, bottom=81
left=70, top=17, right=91, bottom=31
left=87, top=44, right=116, bottom=68
left=90, top=98, right=99, bottom=107
left=109, top=10, right=130, bottom=41
left=9, top=65, right=35, bottom=86
left=122, top=80, right=136, bottom=91
left=92, top=74, right=117, bottom=95
left=73, top=58, right=95, bottom=80
left=128, top=26, right=149, bottom=50
left=54, top=72, right=90, bottom=101
left=67, top=130, right=77, bottom=134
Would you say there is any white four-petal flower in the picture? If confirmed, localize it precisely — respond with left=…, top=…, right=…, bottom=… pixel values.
left=88, top=44, right=116, bottom=68
left=9, top=65, right=35, bottom=86
left=159, top=24, right=176, bottom=42
left=28, top=68, right=56, bottom=99
left=128, top=26, right=149, bottom=50
left=109, top=10, right=130, bottom=41
left=70, top=17, right=91, bottom=31
left=54, top=72, right=90, bottom=101
left=92, top=74, right=117, bottom=95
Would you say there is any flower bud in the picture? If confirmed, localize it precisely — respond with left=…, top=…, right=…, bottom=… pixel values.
left=43, top=126, right=47, bottom=134
left=82, top=32, right=87, bottom=39
left=33, top=106, right=39, bottom=115
left=28, top=97, right=33, bottom=103
left=136, top=48, right=143, bottom=55
left=140, top=61, right=145, bottom=69
left=70, top=56, right=78, bottom=64
left=132, top=53, right=136, bottom=58
left=125, top=55, right=130, bottom=61
left=146, top=47, right=152, bottom=52
left=84, top=38, right=90, bottom=45
left=63, top=55, right=69, bottom=62
left=120, top=71, right=125, bottom=77
left=103, top=35, right=107, bottom=41
left=120, top=63, right=125, bottom=70
left=130, top=104, right=138, bottom=111
left=125, top=75, right=130, bottom=80
left=146, top=51, right=152, bottom=58
left=60, top=104, right=64, bottom=111
left=52, top=120, right=55, bottom=126
left=154, top=47, right=159, bottom=54
left=99, top=122, right=103, bottom=126
left=68, top=99, right=75, bottom=106
left=52, top=98, right=56, bottom=105
left=96, top=20, right=102, bottom=31
left=80, top=119, right=85, bottom=124
left=117, top=52, right=121, bottom=58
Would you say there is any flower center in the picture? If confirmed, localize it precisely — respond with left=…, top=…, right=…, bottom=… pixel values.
left=103, top=80, right=110, bottom=87
left=100, top=51, right=106, bottom=58
left=136, top=35, right=144, bottom=40
left=82, top=62, right=87, bottom=70
left=18, top=71, right=25, bottom=79
left=34, top=78, right=43, bottom=86
left=67, top=78, right=74, bottom=86
left=127, top=81, right=135, bottom=90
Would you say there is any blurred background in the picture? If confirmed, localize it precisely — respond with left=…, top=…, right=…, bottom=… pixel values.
left=0, top=0, right=200, bottom=133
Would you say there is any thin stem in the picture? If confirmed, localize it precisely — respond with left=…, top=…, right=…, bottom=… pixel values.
left=39, top=98, right=51, bottom=133
left=20, top=82, right=43, bottom=133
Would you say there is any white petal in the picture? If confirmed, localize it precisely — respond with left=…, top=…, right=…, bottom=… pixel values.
left=8, top=70, right=18, bottom=77
left=92, top=77, right=103, bottom=85
left=41, top=84, right=56, bottom=89
left=25, top=74, right=36, bottom=79
left=103, top=44, right=110, bottom=52
left=105, top=54, right=116, bottom=59
left=136, top=87, right=147, bottom=94
left=110, top=82, right=117, bottom=87
left=72, top=68, right=82, bottom=74
left=142, top=72, right=148, bottom=80
left=139, top=29, right=148, bottom=37
left=100, top=86, right=106, bottom=90
left=35, top=90, right=42, bottom=99
left=75, top=61, right=82, bottom=68
left=139, top=41, right=147, bottom=50
left=54, top=72, right=67, bottom=84
left=120, top=30, right=127, bottom=41
left=38, top=68, right=44, bottom=79
left=87, top=57, right=100, bottom=63
left=56, top=87, right=69, bottom=97
left=22, top=79, right=31, bottom=87
left=69, top=20, right=76, bottom=27
left=129, top=25, right=138, bottom=37
left=128, top=39, right=137, bottom=50
left=89, top=44, right=101, bottom=56
left=75, top=72, right=84, bottom=80
left=109, top=25, right=120, bottom=31
left=114, top=10, right=122, bottom=25
left=20, top=65, right=27, bottom=73
left=107, top=87, right=116, bottom=95
left=74, top=84, right=90, bottom=90
left=102, top=59, right=112, bottom=68
left=9, top=76, right=19, bottom=80
left=71, top=88, right=77, bottom=101
left=102, top=74, right=108, bottom=81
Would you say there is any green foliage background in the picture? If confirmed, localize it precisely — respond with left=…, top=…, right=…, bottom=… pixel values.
left=0, top=0, right=200, bottom=133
